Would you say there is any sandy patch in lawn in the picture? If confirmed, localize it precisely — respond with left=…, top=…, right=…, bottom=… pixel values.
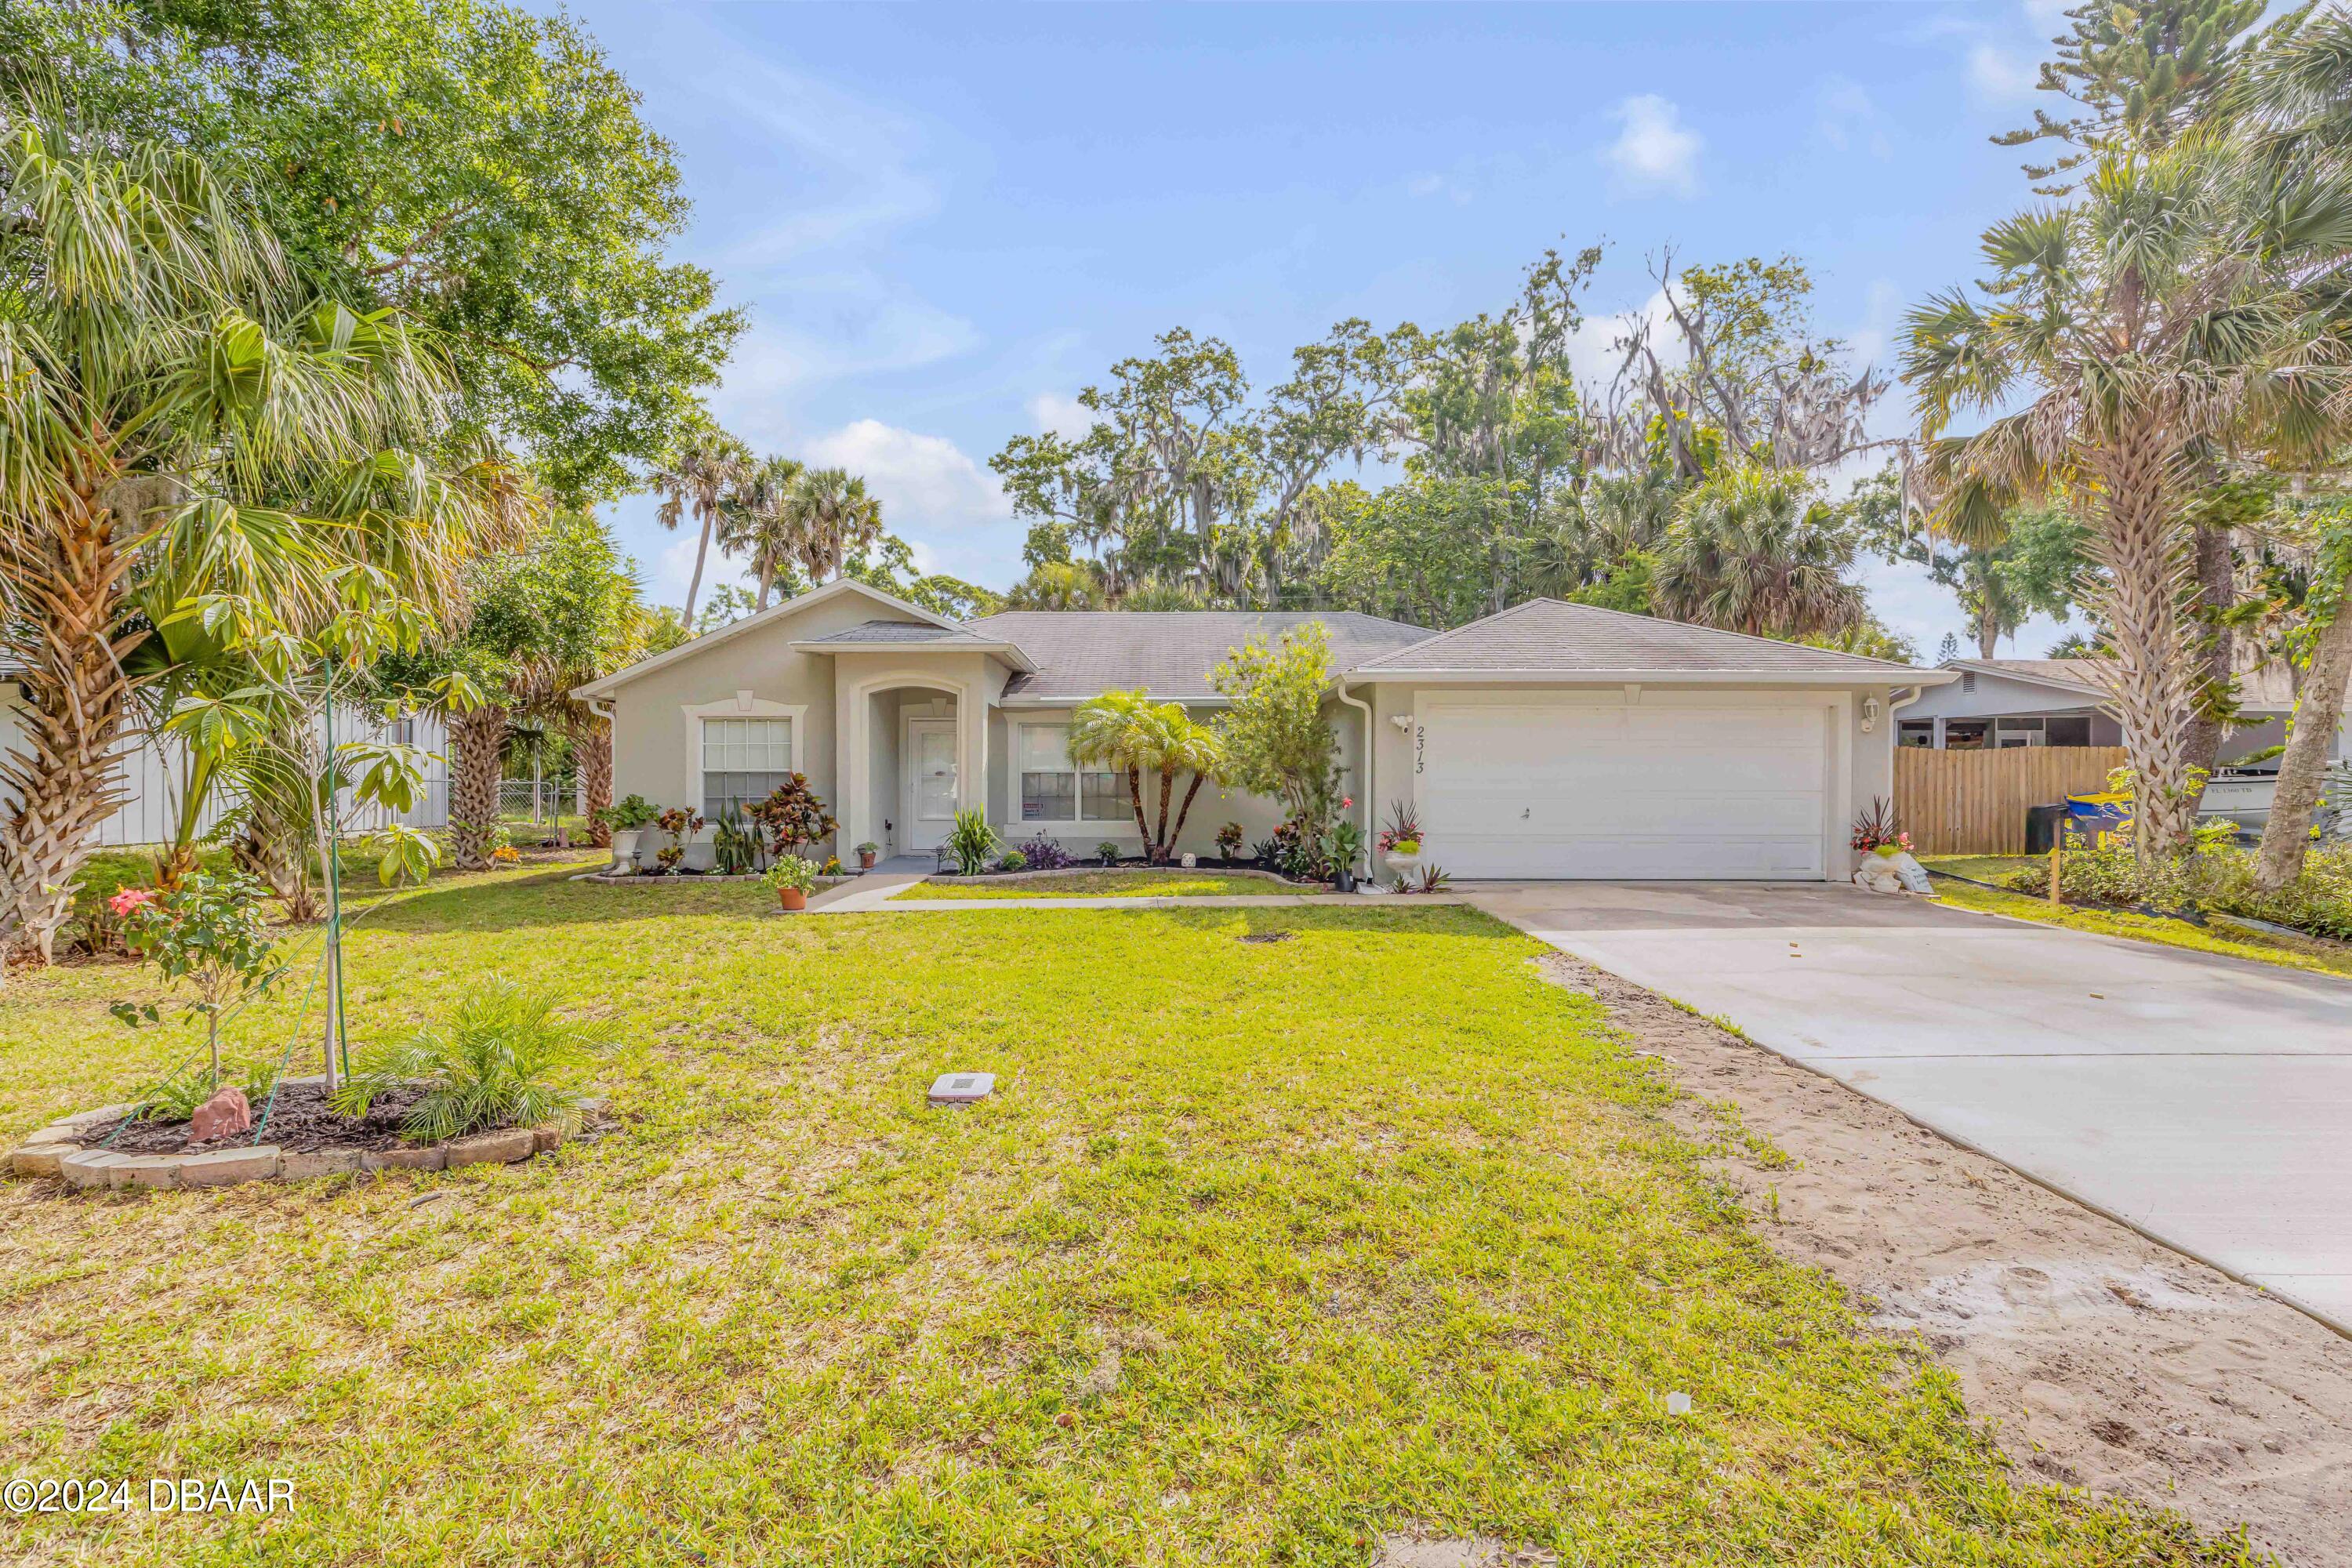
left=1537, top=953, right=2352, bottom=1568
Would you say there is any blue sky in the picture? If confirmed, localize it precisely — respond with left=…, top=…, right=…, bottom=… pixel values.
left=565, top=0, right=2084, bottom=656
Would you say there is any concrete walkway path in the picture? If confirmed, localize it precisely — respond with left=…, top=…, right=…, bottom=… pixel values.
left=1464, top=880, right=2352, bottom=1335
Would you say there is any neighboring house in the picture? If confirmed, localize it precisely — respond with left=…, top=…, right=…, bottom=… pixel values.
left=1897, top=660, right=2125, bottom=751
left=0, top=671, right=449, bottom=851
left=574, top=579, right=1950, bottom=882
left=1900, top=656, right=2350, bottom=765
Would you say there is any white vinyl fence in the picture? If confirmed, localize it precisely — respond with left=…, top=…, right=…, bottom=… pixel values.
left=0, top=684, right=449, bottom=850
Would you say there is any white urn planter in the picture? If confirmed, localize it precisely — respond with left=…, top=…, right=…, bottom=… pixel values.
left=608, top=829, right=642, bottom=875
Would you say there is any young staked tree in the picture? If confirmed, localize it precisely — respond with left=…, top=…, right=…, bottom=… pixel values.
left=0, top=112, right=527, bottom=967
left=1902, top=129, right=2352, bottom=857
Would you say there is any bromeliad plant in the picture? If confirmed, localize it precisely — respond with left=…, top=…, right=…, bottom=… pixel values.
left=1377, top=801, right=1422, bottom=858
left=331, top=977, right=604, bottom=1143
left=1850, top=797, right=1911, bottom=855
left=110, top=871, right=287, bottom=1092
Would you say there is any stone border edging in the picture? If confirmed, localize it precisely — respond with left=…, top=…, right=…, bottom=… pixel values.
left=7, top=1082, right=610, bottom=1193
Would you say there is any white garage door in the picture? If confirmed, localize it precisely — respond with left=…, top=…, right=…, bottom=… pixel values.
left=1419, top=699, right=1830, bottom=880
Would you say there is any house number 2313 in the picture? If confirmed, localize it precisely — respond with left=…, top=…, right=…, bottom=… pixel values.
left=1414, top=724, right=1425, bottom=775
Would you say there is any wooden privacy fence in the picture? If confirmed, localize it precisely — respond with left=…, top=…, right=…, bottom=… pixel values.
left=1893, top=746, right=2129, bottom=855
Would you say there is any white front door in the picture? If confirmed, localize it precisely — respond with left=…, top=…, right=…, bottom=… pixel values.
left=1419, top=698, right=1831, bottom=880
left=906, top=718, right=960, bottom=851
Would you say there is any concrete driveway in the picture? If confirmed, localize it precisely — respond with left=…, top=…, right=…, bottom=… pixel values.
left=1465, top=882, right=2352, bottom=1334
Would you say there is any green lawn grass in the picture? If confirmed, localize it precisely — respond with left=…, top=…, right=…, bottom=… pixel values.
left=893, top=869, right=1314, bottom=900
left=1, top=871, right=2256, bottom=1565
left=1922, top=855, right=2352, bottom=978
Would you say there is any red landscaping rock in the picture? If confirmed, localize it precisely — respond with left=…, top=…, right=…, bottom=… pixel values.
left=187, top=1087, right=252, bottom=1145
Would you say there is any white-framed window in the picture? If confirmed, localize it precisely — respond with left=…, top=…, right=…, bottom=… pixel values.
left=1016, top=723, right=1128, bottom=825
left=701, top=717, right=793, bottom=820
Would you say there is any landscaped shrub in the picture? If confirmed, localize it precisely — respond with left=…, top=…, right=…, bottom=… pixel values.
left=331, top=977, right=605, bottom=1143
left=753, top=774, right=840, bottom=862
left=2006, top=840, right=2352, bottom=940
left=1215, top=822, right=1245, bottom=861
left=945, top=809, right=999, bottom=876
left=652, top=806, right=702, bottom=871
left=711, top=806, right=764, bottom=874
left=999, top=850, right=1029, bottom=873
left=1094, top=840, right=1122, bottom=867
left=1015, top=833, right=1073, bottom=870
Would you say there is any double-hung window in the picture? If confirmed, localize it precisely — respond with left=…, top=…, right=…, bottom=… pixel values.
left=702, top=717, right=793, bottom=820
left=1017, top=723, right=1128, bottom=826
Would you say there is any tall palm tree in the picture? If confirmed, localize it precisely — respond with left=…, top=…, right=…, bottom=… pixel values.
left=1902, top=129, right=2352, bottom=857
left=0, top=114, right=524, bottom=967
left=717, top=454, right=807, bottom=610
left=649, top=427, right=748, bottom=624
left=788, top=467, right=884, bottom=583
left=1653, top=466, right=1865, bottom=641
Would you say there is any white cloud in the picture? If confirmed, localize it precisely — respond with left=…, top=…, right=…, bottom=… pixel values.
left=1567, top=286, right=1686, bottom=389
left=702, top=59, right=938, bottom=271
left=803, top=419, right=1011, bottom=534
left=1405, top=170, right=1472, bottom=205
left=1967, top=41, right=2039, bottom=101
left=1601, top=95, right=1702, bottom=198
left=1815, top=75, right=1892, bottom=159
left=1026, top=392, right=1094, bottom=440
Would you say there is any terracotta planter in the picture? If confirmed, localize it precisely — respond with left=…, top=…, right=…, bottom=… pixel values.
left=858, top=851, right=877, bottom=869
left=776, top=887, right=808, bottom=913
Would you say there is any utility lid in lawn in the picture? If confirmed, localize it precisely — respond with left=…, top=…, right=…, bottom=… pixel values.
left=927, top=1072, right=995, bottom=1106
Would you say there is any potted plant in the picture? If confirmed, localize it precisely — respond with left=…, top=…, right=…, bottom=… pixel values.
left=1326, top=820, right=1367, bottom=893
left=1215, top=822, right=1244, bottom=866
left=595, top=793, right=659, bottom=873
left=1377, top=800, right=1423, bottom=877
left=1094, top=840, right=1121, bottom=868
left=855, top=840, right=880, bottom=870
left=653, top=805, right=703, bottom=873
left=762, top=855, right=820, bottom=912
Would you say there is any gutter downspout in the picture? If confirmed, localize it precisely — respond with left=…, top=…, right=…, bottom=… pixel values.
left=1335, top=681, right=1375, bottom=873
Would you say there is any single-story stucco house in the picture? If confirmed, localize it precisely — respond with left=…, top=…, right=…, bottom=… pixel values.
left=574, top=579, right=1953, bottom=882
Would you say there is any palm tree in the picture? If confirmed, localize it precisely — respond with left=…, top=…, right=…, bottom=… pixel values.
left=650, top=427, right=748, bottom=624
left=0, top=114, right=525, bottom=967
left=1067, top=688, right=1225, bottom=863
left=1653, top=467, right=1865, bottom=640
left=717, top=455, right=808, bottom=610
left=788, top=467, right=884, bottom=583
left=1901, top=130, right=2352, bottom=857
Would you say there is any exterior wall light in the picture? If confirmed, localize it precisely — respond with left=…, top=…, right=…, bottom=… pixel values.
left=1861, top=695, right=1882, bottom=732
left=1390, top=713, right=1414, bottom=734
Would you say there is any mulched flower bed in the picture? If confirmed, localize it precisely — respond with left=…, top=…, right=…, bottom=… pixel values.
left=86, top=1080, right=437, bottom=1156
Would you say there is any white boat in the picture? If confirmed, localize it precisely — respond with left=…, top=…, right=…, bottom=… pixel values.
left=2198, top=768, right=2278, bottom=829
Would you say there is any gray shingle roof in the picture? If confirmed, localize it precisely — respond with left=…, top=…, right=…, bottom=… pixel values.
left=967, top=610, right=1431, bottom=702
left=1352, top=599, right=1924, bottom=677
left=800, top=619, right=992, bottom=645
left=1971, top=655, right=2343, bottom=712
